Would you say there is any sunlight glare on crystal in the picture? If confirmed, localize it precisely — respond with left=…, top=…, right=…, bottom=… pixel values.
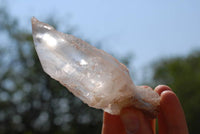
left=80, top=59, right=88, bottom=65
left=43, top=25, right=52, bottom=30
left=43, top=34, right=57, bottom=49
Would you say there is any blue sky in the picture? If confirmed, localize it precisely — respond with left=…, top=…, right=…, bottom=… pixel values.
left=4, top=0, right=200, bottom=83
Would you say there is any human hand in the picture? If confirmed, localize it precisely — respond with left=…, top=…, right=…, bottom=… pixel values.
left=101, top=85, right=189, bottom=134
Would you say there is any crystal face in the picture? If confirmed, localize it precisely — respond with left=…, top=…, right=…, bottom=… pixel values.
left=32, top=17, right=160, bottom=117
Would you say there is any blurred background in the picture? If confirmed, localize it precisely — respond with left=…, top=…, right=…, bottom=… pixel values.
left=0, top=0, right=200, bottom=133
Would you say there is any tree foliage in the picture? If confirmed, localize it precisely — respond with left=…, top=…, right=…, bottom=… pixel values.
left=152, top=51, right=200, bottom=134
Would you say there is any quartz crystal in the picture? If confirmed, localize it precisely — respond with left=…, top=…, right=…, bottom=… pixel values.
left=32, top=17, right=160, bottom=117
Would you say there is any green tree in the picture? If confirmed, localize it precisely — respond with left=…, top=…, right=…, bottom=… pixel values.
left=151, top=51, right=200, bottom=134
left=0, top=6, right=133, bottom=134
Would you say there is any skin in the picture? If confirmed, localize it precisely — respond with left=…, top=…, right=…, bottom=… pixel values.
left=102, top=85, right=189, bottom=134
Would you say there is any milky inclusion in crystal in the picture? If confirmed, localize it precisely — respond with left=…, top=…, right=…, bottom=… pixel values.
left=31, top=17, right=160, bottom=117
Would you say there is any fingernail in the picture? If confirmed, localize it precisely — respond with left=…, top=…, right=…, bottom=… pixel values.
left=155, top=85, right=171, bottom=95
left=121, top=112, right=139, bottom=134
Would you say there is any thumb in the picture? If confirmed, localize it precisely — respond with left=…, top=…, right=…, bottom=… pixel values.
left=120, top=107, right=154, bottom=134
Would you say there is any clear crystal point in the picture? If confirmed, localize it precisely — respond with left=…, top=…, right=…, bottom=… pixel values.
left=31, top=17, right=160, bottom=117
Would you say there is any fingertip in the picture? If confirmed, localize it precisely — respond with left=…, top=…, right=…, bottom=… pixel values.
left=160, top=90, right=178, bottom=104
left=158, top=90, right=189, bottom=134
left=159, top=90, right=183, bottom=116
left=154, top=85, right=172, bottom=95
left=159, top=90, right=179, bottom=112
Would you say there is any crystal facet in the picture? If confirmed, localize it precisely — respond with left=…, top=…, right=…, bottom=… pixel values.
left=32, top=17, right=160, bottom=117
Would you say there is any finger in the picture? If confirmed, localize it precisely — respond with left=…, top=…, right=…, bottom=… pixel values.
left=154, top=85, right=171, bottom=134
left=149, top=119, right=156, bottom=134
left=154, top=85, right=172, bottom=133
left=158, top=90, right=189, bottom=134
left=120, top=107, right=154, bottom=134
left=102, top=112, right=126, bottom=134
